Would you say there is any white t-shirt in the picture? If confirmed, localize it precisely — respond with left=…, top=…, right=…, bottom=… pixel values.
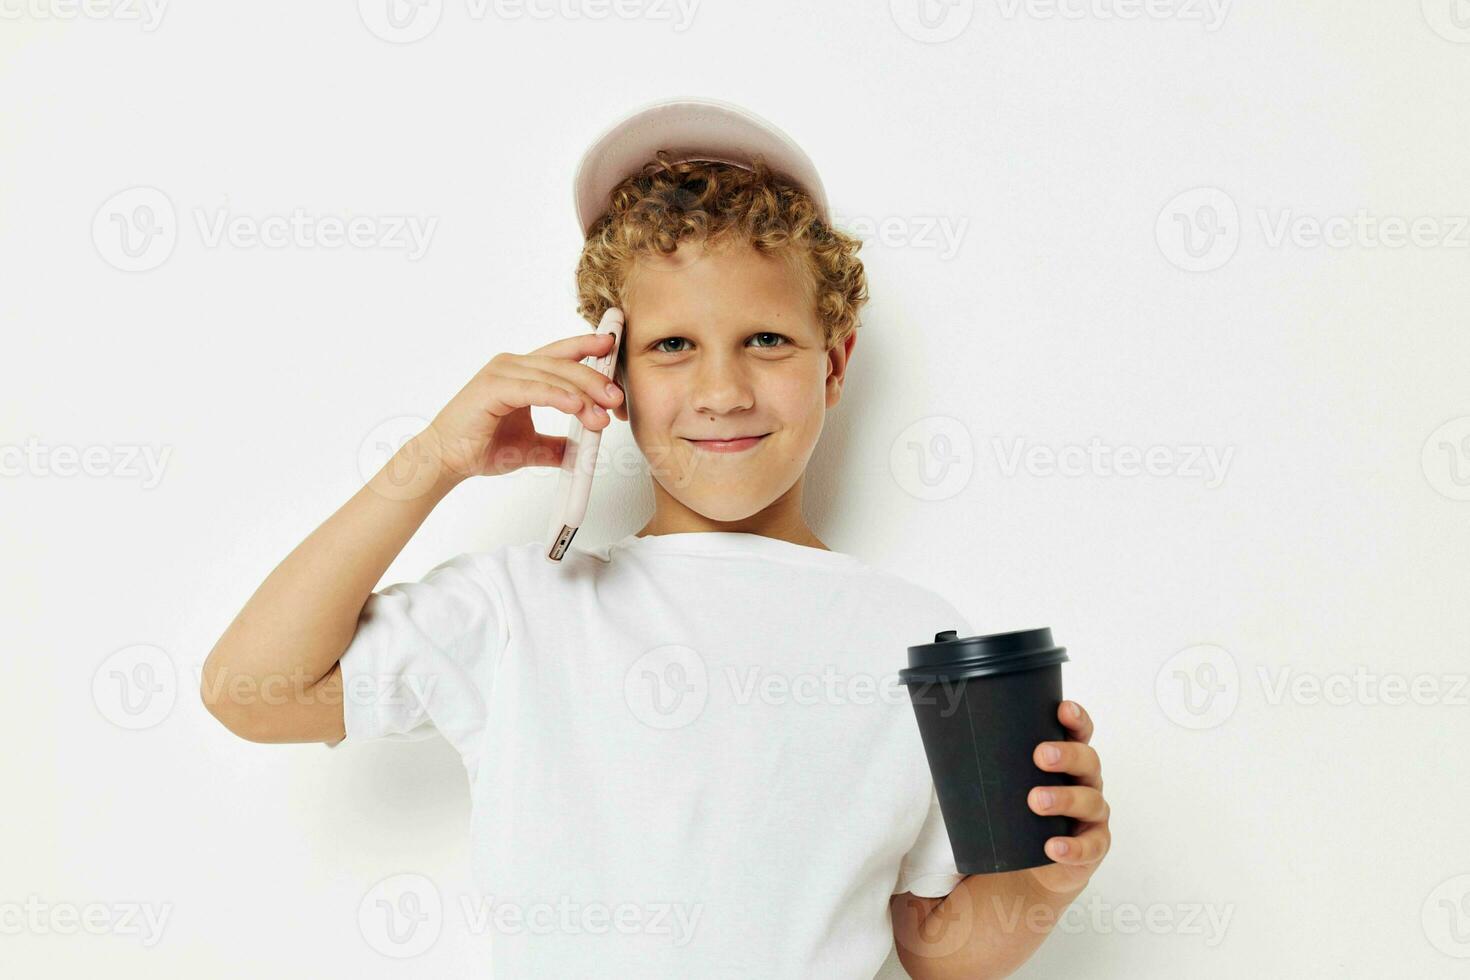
left=338, top=530, right=972, bottom=978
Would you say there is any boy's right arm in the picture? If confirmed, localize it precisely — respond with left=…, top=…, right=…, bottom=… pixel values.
left=199, top=432, right=462, bottom=744
left=199, top=332, right=624, bottom=744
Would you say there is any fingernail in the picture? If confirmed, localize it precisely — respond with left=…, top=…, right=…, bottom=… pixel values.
left=1051, top=840, right=1069, bottom=856
left=1036, top=790, right=1054, bottom=809
left=605, top=383, right=620, bottom=399
left=1068, top=701, right=1081, bottom=719
left=594, top=406, right=608, bottom=418
left=1043, top=745, right=1061, bottom=764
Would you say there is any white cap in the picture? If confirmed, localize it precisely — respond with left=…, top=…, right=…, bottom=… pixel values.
left=572, top=95, right=831, bottom=238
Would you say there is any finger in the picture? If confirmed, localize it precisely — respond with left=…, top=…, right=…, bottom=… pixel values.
left=486, top=376, right=609, bottom=431
left=1045, top=826, right=1111, bottom=865
left=1034, top=740, right=1102, bottom=788
left=492, top=361, right=583, bottom=404
left=520, top=353, right=624, bottom=408
left=495, top=365, right=613, bottom=430
left=1028, top=785, right=1109, bottom=824
left=1058, top=700, right=1094, bottom=744
left=528, top=330, right=617, bottom=362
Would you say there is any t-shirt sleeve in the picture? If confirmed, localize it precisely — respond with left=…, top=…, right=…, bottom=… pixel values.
left=892, top=784, right=965, bottom=898
left=892, top=590, right=972, bottom=898
left=336, top=551, right=509, bottom=766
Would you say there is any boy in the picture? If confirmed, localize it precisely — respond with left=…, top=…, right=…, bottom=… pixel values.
left=201, top=96, right=1110, bottom=978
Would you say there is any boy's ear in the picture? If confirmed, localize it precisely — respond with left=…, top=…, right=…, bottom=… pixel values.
left=825, top=330, right=857, bottom=408
left=612, top=361, right=630, bottom=422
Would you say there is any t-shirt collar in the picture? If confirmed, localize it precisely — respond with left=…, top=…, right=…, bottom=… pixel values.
left=609, top=530, right=862, bottom=567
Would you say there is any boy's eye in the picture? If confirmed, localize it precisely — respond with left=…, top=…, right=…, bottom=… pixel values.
left=650, top=333, right=792, bottom=354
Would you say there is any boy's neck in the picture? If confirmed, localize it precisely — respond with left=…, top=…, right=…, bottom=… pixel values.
left=637, top=482, right=829, bottom=551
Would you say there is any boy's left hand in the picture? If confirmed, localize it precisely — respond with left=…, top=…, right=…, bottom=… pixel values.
left=1025, top=700, right=1111, bottom=895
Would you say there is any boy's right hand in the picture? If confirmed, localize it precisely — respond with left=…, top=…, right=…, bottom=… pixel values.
left=423, top=332, right=624, bottom=481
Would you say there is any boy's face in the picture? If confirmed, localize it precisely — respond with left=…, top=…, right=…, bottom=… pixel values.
left=615, top=238, right=855, bottom=523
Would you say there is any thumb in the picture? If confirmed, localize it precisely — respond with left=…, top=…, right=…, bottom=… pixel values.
left=525, top=433, right=569, bottom=468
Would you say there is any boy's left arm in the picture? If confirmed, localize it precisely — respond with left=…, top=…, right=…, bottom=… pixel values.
left=890, top=701, right=1111, bottom=980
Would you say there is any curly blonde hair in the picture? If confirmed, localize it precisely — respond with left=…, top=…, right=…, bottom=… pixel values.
left=574, top=151, right=868, bottom=353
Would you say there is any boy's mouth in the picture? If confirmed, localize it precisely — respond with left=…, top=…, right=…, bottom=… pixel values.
left=682, top=433, right=770, bottom=453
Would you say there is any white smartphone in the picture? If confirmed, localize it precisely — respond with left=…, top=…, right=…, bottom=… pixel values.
left=546, top=307, right=624, bottom=562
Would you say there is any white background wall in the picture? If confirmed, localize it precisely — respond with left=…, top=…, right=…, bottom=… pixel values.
left=4, top=2, right=1469, bottom=976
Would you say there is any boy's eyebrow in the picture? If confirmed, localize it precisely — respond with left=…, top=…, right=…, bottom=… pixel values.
left=626, top=316, right=804, bottom=337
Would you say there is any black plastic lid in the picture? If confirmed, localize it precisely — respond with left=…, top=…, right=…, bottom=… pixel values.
left=899, top=627, right=1068, bottom=683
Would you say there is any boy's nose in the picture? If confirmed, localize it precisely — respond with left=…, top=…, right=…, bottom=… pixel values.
left=691, top=366, right=755, bottom=416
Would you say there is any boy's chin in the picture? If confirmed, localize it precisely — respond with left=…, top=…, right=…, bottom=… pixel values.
left=656, top=484, right=778, bottom=524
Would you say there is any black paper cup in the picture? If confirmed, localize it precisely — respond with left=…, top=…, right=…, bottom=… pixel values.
left=899, top=627, right=1073, bottom=875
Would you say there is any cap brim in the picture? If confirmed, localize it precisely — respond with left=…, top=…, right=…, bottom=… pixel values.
left=573, top=96, right=830, bottom=237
